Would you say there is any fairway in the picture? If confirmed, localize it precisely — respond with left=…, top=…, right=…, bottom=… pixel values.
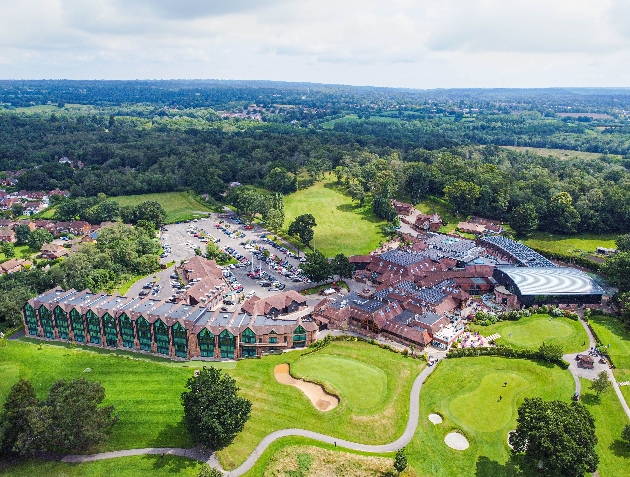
left=292, top=354, right=388, bottom=412
left=112, top=191, right=213, bottom=223
left=469, top=313, right=588, bottom=353
left=589, top=314, right=630, bottom=404
left=0, top=338, right=422, bottom=474
left=523, top=231, right=618, bottom=257
left=408, top=357, right=575, bottom=476
left=283, top=177, right=386, bottom=257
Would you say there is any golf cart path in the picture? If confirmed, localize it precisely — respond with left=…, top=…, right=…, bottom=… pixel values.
left=564, top=316, right=630, bottom=421
left=59, top=364, right=437, bottom=476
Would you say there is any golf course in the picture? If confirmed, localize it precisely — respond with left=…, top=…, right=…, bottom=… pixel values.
left=469, top=313, right=588, bottom=353
left=283, top=177, right=386, bottom=257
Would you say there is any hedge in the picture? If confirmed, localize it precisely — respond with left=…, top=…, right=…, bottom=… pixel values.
left=447, top=344, right=570, bottom=369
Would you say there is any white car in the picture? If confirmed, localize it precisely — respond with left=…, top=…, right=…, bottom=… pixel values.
left=246, top=291, right=256, bottom=299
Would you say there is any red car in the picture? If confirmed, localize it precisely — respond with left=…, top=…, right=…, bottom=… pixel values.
left=245, top=225, right=254, bottom=230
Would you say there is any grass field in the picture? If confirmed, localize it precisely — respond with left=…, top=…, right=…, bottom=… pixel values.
left=414, top=196, right=466, bottom=234
left=579, top=378, right=630, bottom=477
left=0, top=244, right=35, bottom=261
left=588, top=314, right=630, bottom=404
left=1, top=339, right=422, bottom=474
left=523, top=231, right=618, bottom=256
left=469, top=314, right=588, bottom=354
left=112, top=191, right=213, bottom=223
left=0, top=455, right=202, bottom=477
left=503, top=146, right=622, bottom=161
left=283, top=177, right=387, bottom=257
left=408, top=357, right=575, bottom=476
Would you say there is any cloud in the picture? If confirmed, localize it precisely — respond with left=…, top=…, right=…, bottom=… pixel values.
left=0, top=0, right=629, bottom=87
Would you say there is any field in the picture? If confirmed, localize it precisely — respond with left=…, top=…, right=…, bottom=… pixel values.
left=503, top=146, right=621, bottom=161
left=0, top=339, right=422, bottom=475
left=469, top=314, right=588, bottom=354
left=112, top=191, right=214, bottom=223
left=283, top=178, right=387, bottom=257
left=0, top=244, right=35, bottom=261
left=588, top=314, right=630, bottom=404
left=0, top=455, right=202, bottom=477
left=408, top=357, right=575, bottom=476
left=523, top=231, right=618, bottom=257
left=414, top=196, right=466, bottom=234
left=579, top=378, right=630, bottom=477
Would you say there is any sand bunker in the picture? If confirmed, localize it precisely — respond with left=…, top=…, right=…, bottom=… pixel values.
left=445, top=431, right=469, bottom=450
left=274, top=363, right=339, bottom=411
left=428, top=413, right=443, bottom=425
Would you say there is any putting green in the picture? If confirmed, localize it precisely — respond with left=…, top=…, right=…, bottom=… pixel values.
left=449, top=372, right=528, bottom=432
left=470, top=314, right=587, bottom=353
left=292, top=354, right=387, bottom=412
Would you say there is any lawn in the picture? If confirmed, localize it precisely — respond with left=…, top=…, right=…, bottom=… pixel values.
left=579, top=378, right=630, bottom=477
left=292, top=354, right=388, bottom=412
left=503, top=146, right=622, bottom=161
left=414, top=196, right=466, bottom=234
left=588, top=314, right=630, bottom=405
left=523, top=231, right=618, bottom=257
left=283, top=177, right=387, bottom=257
left=469, top=313, right=588, bottom=354
left=219, top=340, right=423, bottom=470
left=0, top=339, right=422, bottom=474
left=112, top=191, right=213, bottom=223
left=0, top=455, right=202, bottom=477
left=407, top=357, right=575, bottom=476
left=0, top=244, right=35, bottom=261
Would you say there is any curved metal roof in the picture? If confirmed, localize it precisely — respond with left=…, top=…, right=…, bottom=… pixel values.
left=498, top=267, right=604, bottom=296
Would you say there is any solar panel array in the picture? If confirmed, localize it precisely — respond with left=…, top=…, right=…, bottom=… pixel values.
left=481, top=236, right=556, bottom=268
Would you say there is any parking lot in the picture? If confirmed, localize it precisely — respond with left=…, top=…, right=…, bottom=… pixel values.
left=126, top=215, right=314, bottom=302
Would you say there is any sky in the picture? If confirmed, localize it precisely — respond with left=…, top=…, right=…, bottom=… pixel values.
left=1, top=0, right=630, bottom=88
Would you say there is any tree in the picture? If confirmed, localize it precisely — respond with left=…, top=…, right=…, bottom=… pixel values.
left=198, top=464, right=223, bottom=477
left=509, top=397, right=598, bottom=477
left=265, top=208, right=284, bottom=233
left=622, top=424, right=630, bottom=447
left=443, top=180, right=481, bottom=215
left=13, top=378, right=117, bottom=454
left=15, top=225, right=31, bottom=245
left=181, top=367, right=251, bottom=450
left=134, top=201, right=166, bottom=228
left=537, top=342, right=563, bottom=363
left=331, top=253, right=354, bottom=280
left=394, top=448, right=407, bottom=474
left=27, top=228, right=53, bottom=250
left=301, top=250, right=331, bottom=283
left=288, top=214, right=316, bottom=250
left=590, top=371, right=611, bottom=397
left=372, top=195, right=397, bottom=222
left=616, top=234, right=630, bottom=252
left=600, top=252, right=630, bottom=292
left=0, top=379, right=38, bottom=454
left=1, top=241, right=15, bottom=258
left=10, top=203, right=24, bottom=217
left=543, top=192, right=581, bottom=235
left=347, top=182, right=366, bottom=206
left=510, top=204, right=539, bottom=237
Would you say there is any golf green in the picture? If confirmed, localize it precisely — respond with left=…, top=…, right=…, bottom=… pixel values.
left=408, top=356, right=575, bottom=476
left=470, top=314, right=587, bottom=353
left=292, top=354, right=388, bottom=412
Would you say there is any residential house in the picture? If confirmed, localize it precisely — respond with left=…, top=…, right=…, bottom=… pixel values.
left=0, top=228, right=16, bottom=243
left=40, top=243, right=70, bottom=260
left=0, top=258, right=32, bottom=274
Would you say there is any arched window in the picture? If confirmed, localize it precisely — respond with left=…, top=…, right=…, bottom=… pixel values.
left=39, top=306, right=55, bottom=339
left=154, top=319, right=169, bottom=355
left=172, top=322, right=187, bottom=358
left=69, top=308, right=85, bottom=342
left=198, top=329, right=214, bottom=357
left=293, top=325, right=307, bottom=348
left=54, top=306, right=69, bottom=340
left=86, top=310, right=102, bottom=344
left=23, top=303, right=38, bottom=336
left=241, top=328, right=256, bottom=344
left=102, top=313, right=118, bottom=348
left=119, top=314, right=134, bottom=348
left=219, top=330, right=235, bottom=359
left=137, top=317, right=152, bottom=351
